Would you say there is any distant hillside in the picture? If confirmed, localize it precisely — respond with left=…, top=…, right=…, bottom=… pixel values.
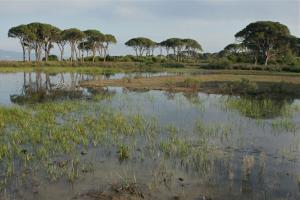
left=0, top=49, right=22, bottom=60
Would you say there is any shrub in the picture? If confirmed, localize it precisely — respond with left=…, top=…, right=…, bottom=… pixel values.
left=42, top=55, right=59, bottom=61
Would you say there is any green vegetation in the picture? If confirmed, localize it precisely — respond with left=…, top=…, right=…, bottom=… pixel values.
left=235, top=21, right=296, bottom=66
left=1, top=19, right=300, bottom=200
left=0, top=80, right=299, bottom=199
left=5, top=20, right=300, bottom=73
left=221, top=96, right=294, bottom=119
left=183, top=77, right=201, bottom=90
left=205, top=21, right=300, bottom=70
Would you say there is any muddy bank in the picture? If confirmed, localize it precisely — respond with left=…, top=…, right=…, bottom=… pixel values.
left=80, top=74, right=300, bottom=97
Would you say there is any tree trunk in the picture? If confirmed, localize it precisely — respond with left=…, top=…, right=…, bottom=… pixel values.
left=92, top=48, right=96, bottom=62
left=28, top=48, right=31, bottom=62
left=35, top=46, right=38, bottom=62
left=58, top=43, right=65, bottom=61
left=75, top=46, right=78, bottom=61
left=264, top=51, right=269, bottom=66
left=103, top=47, right=107, bottom=62
left=44, top=42, right=48, bottom=62
left=81, top=50, right=84, bottom=62
left=21, top=44, right=26, bottom=62
left=60, top=49, right=64, bottom=61
left=19, top=39, right=26, bottom=62
left=71, top=43, right=74, bottom=62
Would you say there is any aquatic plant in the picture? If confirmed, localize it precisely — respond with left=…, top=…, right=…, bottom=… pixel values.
left=118, top=144, right=130, bottom=161
left=221, top=96, right=293, bottom=119
left=183, top=77, right=201, bottom=90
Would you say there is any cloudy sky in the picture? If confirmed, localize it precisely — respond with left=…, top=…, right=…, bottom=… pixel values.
left=0, top=0, right=299, bottom=55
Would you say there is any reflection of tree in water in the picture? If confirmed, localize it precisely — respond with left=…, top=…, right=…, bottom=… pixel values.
left=10, top=72, right=113, bottom=104
left=87, top=87, right=116, bottom=101
left=183, top=92, right=203, bottom=105
left=163, top=91, right=176, bottom=100
left=223, top=96, right=294, bottom=119
left=163, top=91, right=203, bottom=106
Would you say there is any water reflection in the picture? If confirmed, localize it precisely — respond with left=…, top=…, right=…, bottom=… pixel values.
left=0, top=72, right=299, bottom=199
left=222, top=96, right=295, bottom=119
left=9, top=72, right=93, bottom=104
left=0, top=71, right=176, bottom=105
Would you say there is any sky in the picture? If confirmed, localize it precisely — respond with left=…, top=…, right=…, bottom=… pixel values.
left=0, top=0, right=299, bottom=56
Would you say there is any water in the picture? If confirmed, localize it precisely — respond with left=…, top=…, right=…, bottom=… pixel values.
left=0, top=71, right=299, bottom=200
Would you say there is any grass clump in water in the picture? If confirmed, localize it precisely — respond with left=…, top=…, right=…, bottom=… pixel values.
left=183, top=77, right=201, bottom=91
left=118, top=144, right=130, bottom=161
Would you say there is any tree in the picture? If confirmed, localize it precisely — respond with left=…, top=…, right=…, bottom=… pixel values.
left=63, top=28, right=85, bottom=62
left=44, top=25, right=61, bottom=62
left=27, top=23, right=44, bottom=62
left=8, top=25, right=34, bottom=62
left=125, top=37, right=156, bottom=56
left=83, top=29, right=104, bottom=62
left=103, top=34, right=117, bottom=62
left=182, top=38, right=203, bottom=59
left=235, top=21, right=293, bottom=65
left=55, top=30, right=68, bottom=61
left=160, top=38, right=202, bottom=61
left=23, top=22, right=61, bottom=62
left=223, top=43, right=245, bottom=54
left=78, top=41, right=93, bottom=61
left=289, top=37, right=300, bottom=57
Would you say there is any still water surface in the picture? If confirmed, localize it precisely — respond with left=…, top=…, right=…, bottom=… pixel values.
left=0, top=72, right=299, bottom=200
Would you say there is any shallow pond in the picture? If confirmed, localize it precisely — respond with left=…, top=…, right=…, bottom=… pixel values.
left=0, top=72, right=299, bottom=200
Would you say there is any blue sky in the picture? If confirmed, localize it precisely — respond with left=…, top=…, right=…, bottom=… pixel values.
left=0, top=0, right=299, bottom=55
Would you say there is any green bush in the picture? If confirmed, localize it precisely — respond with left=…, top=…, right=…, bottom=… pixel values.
left=42, top=55, right=58, bottom=61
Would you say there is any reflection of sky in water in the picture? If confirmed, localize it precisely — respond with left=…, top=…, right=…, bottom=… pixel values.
left=104, top=87, right=300, bottom=198
left=0, top=72, right=300, bottom=199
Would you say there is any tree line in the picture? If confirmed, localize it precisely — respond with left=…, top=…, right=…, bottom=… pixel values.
left=8, top=22, right=117, bottom=62
left=8, top=21, right=300, bottom=66
left=125, top=37, right=203, bottom=62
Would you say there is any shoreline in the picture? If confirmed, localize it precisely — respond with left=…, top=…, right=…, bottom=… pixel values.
left=80, top=73, right=300, bottom=96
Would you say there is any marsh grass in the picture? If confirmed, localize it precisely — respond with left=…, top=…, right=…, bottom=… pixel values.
left=0, top=83, right=299, bottom=199
left=118, top=144, right=130, bottom=161
left=0, top=100, right=156, bottom=190
left=183, top=77, right=201, bottom=91
left=221, top=96, right=294, bottom=119
left=271, top=118, right=297, bottom=132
